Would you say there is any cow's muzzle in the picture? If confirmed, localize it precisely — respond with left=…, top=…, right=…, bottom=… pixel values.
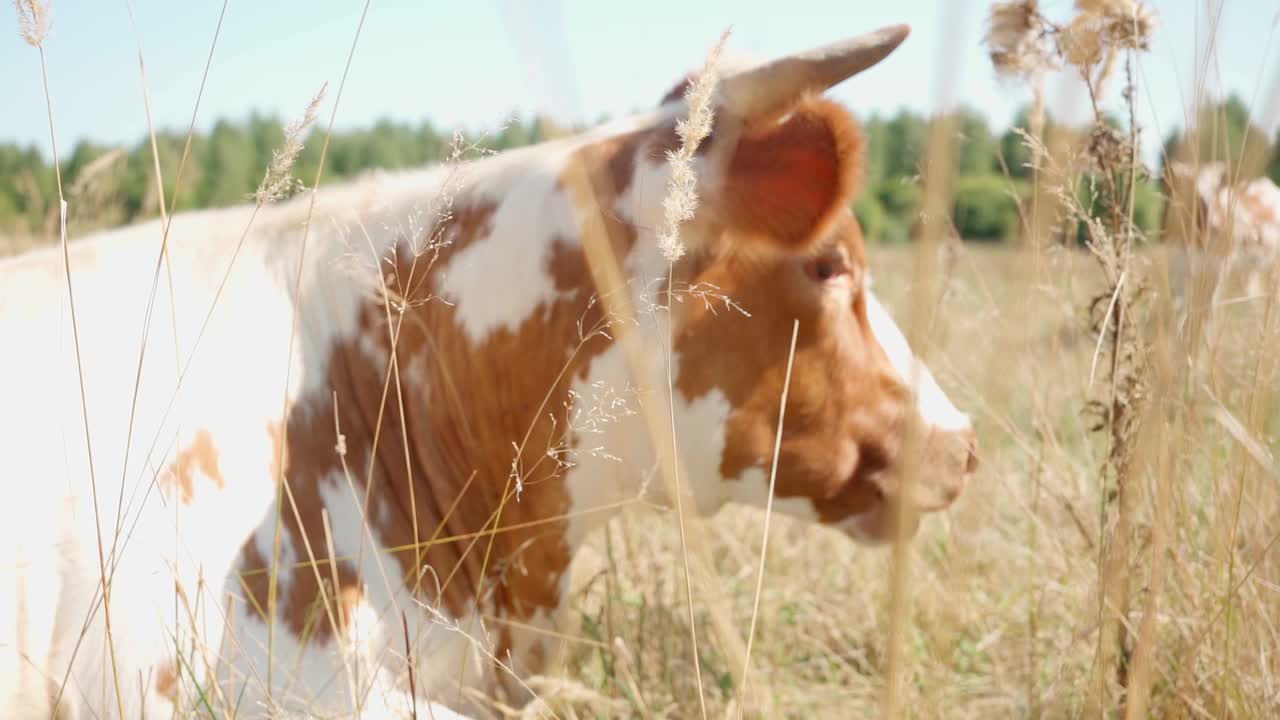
left=844, top=426, right=977, bottom=543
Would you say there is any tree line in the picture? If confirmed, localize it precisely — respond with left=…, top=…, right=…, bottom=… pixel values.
left=0, top=114, right=549, bottom=243
left=1, top=95, right=1277, bottom=245
left=857, top=95, right=1280, bottom=244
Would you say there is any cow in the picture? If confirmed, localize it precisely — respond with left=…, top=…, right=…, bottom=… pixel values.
left=1164, top=161, right=1280, bottom=312
left=0, top=24, right=977, bottom=719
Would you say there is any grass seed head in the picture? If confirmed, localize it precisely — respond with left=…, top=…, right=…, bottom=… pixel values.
left=13, top=0, right=48, bottom=47
left=656, top=28, right=731, bottom=262
left=255, top=83, right=327, bottom=205
left=986, top=1, right=1057, bottom=80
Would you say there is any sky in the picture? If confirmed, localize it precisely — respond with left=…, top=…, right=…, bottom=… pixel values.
left=2, top=0, right=1279, bottom=170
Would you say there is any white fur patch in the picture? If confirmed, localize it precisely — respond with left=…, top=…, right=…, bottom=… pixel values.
left=562, top=327, right=814, bottom=543
left=435, top=162, right=577, bottom=344
left=863, top=288, right=971, bottom=433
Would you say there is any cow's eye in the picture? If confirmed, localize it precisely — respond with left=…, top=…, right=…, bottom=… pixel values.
left=804, top=252, right=850, bottom=284
left=814, top=258, right=838, bottom=280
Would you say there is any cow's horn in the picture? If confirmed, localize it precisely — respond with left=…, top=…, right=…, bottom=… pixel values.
left=720, top=24, right=910, bottom=118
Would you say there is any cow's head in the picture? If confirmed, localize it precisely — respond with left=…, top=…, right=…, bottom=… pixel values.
left=607, top=25, right=977, bottom=542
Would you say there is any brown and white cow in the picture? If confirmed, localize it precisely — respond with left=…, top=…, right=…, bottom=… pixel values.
left=0, top=24, right=976, bottom=719
left=1165, top=161, right=1280, bottom=309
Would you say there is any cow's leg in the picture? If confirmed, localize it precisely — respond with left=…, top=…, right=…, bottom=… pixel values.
left=214, top=483, right=492, bottom=717
left=216, top=549, right=497, bottom=716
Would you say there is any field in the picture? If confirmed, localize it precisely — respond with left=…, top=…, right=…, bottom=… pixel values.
left=4, top=225, right=1278, bottom=718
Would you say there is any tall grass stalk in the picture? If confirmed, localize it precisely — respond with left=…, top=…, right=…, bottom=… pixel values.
left=14, top=1, right=129, bottom=716
left=736, top=318, right=799, bottom=719
left=879, top=115, right=957, bottom=720
left=881, top=4, right=967, bottom=714
left=564, top=28, right=772, bottom=719
left=119, top=6, right=201, bottom=708
left=268, top=0, right=371, bottom=699
left=658, top=31, right=729, bottom=719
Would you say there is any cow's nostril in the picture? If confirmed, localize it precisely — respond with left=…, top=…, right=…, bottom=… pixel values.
left=944, top=482, right=962, bottom=503
left=965, top=447, right=979, bottom=474
left=951, top=429, right=979, bottom=475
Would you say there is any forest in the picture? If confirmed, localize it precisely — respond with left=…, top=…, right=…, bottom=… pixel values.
left=1, top=94, right=1277, bottom=246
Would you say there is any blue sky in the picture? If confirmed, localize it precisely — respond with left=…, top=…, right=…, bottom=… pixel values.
left=3, top=0, right=1278, bottom=169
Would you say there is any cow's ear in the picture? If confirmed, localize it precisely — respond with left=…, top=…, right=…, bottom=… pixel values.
left=716, top=96, right=863, bottom=251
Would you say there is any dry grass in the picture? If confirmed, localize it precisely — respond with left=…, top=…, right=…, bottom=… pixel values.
left=551, top=240, right=1280, bottom=719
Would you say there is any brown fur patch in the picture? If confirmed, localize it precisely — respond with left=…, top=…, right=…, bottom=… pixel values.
left=592, top=119, right=709, bottom=196
left=154, top=661, right=178, bottom=702
left=227, top=97, right=926, bottom=692
left=233, top=130, right=646, bottom=668
left=660, top=75, right=695, bottom=106
left=163, top=429, right=223, bottom=505
left=673, top=212, right=906, bottom=523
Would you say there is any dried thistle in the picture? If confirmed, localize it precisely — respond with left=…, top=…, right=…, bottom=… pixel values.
left=1086, top=121, right=1131, bottom=173
left=1107, top=2, right=1157, bottom=51
left=987, top=0, right=1156, bottom=87
left=13, top=0, right=48, bottom=47
left=656, top=28, right=730, bottom=262
left=1076, top=0, right=1133, bottom=14
left=255, top=83, right=327, bottom=205
left=1060, top=12, right=1105, bottom=68
left=1076, top=0, right=1157, bottom=50
left=986, top=0, right=1055, bottom=80
left=989, top=1, right=1160, bottom=709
